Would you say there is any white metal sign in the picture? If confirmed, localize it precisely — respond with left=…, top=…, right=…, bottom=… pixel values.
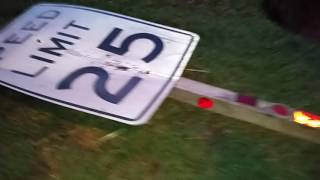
left=0, top=3, right=199, bottom=125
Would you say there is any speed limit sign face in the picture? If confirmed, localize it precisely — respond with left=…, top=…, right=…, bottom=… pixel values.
left=0, top=3, right=199, bottom=125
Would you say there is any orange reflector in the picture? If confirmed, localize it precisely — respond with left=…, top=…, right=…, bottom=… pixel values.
left=293, top=111, right=320, bottom=128
left=197, top=97, right=214, bottom=109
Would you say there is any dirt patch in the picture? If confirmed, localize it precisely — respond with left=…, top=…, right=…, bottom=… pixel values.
left=30, top=125, right=107, bottom=179
left=36, top=146, right=60, bottom=179
left=6, top=106, right=52, bottom=122
left=148, top=160, right=161, bottom=176
left=263, top=0, right=320, bottom=41
left=31, top=133, right=65, bottom=180
left=66, top=125, right=105, bottom=151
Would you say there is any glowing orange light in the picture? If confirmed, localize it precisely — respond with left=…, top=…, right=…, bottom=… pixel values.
left=293, top=111, right=320, bottom=128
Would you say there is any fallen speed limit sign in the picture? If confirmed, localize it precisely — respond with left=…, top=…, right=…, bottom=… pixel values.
left=0, top=3, right=199, bottom=125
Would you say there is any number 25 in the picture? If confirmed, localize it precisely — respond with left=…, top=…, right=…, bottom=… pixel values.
left=57, top=27, right=164, bottom=104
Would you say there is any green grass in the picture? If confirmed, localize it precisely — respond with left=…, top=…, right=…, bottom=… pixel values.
left=1, top=0, right=320, bottom=179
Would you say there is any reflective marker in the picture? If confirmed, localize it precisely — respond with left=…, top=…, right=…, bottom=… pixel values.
left=236, top=94, right=257, bottom=106
left=293, top=111, right=320, bottom=128
left=272, top=104, right=289, bottom=116
left=197, top=97, right=214, bottom=109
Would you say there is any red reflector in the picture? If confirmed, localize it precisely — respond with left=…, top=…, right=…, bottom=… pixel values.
left=197, top=97, right=214, bottom=109
left=236, top=94, right=257, bottom=106
left=272, top=104, right=289, bottom=116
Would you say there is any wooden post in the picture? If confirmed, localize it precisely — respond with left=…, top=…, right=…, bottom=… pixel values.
left=170, top=77, right=320, bottom=144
